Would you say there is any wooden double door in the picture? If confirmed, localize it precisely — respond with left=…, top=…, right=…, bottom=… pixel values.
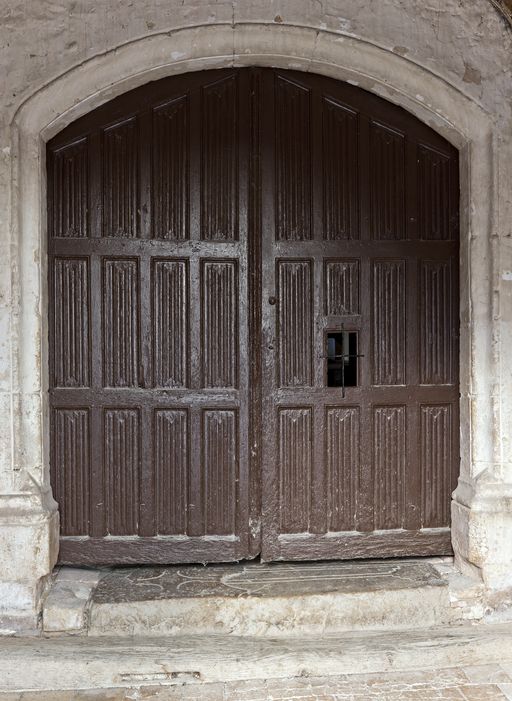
left=48, top=68, right=459, bottom=565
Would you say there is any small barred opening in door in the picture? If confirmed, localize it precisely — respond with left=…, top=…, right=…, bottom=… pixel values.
left=47, top=68, right=459, bottom=566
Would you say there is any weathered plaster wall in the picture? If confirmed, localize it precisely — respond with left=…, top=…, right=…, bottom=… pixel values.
left=1, top=0, right=511, bottom=128
left=1, top=0, right=512, bottom=631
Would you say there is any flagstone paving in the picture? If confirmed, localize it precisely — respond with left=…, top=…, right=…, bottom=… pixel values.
left=2, top=665, right=512, bottom=700
left=91, top=561, right=445, bottom=602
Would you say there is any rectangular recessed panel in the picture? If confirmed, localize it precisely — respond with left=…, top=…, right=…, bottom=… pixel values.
left=52, top=258, right=90, bottom=387
left=155, top=409, right=189, bottom=535
left=421, top=404, right=452, bottom=527
left=153, top=96, right=189, bottom=240
left=418, top=145, right=452, bottom=241
left=372, top=260, right=405, bottom=385
left=373, top=406, right=406, bottom=530
left=103, top=259, right=139, bottom=388
left=203, top=410, right=238, bottom=534
left=370, top=122, right=405, bottom=240
left=103, top=118, right=139, bottom=237
left=201, top=260, right=238, bottom=388
left=420, top=260, right=454, bottom=385
left=52, top=409, right=90, bottom=535
left=49, top=138, right=89, bottom=238
left=279, top=408, right=312, bottom=533
left=324, top=259, right=360, bottom=315
left=322, top=98, right=359, bottom=240
left=326, top=407, right=359, bottom=531
left=275, top=76, right=312, bottom=241
left=278, top=260, right=313, bottom=387
left=201, top=76, right=238, bottom=240
left=153, top=259, right=188, bottom=388
left=104, top=409, right=140, bottom=535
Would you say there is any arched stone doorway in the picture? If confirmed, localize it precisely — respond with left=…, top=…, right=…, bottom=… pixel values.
left=47, top=67, right=460, bottom=566
left=4, top=15, right=511, bottom=629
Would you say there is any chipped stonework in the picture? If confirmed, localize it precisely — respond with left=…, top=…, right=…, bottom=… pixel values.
left=42, top=568, right=102, bottom=635
left=1, top=0, right=512, bottom=631
left=40, top=559, right=509, bottom=638
left=5, top=666, right=512, bottom=699
left=4, top=621, right=512, bottom=694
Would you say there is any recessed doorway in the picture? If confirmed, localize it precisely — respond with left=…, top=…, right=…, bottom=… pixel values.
left=47, top=68, right=459, bottom=565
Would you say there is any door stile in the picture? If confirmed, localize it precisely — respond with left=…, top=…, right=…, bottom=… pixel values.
left=403, top=137, right=421, bottom=531
left=189, top=86, right=201, bottom=243
left=355, top=112, right=373, bottom=534
left=311, top=82, right=328, bottom=536
left=139, top=110, right=152, bottom=241
left=139, top=110, right=154, bottom=536
left=357, top=257, right=374, bottom=533
left=139, top=405, right=155, bottom=536
left=450, top=248, right=461, bottom=503
left=187, top=406, right=203, bottom=537
left=248, top=68, right=263, bottom=557
left=88, top=159, right=104, bottom=539
left=186, top=82, right=202, bottom=537
left=187, top=84, right=204, bottom=541
left=88, top=252, right=105, bottom=539
left=260, top=69, right=280, bottom=560
left=233, top=68, right=252, bottom=556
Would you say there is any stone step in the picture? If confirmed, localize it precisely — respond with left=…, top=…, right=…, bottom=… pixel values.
left=3, top=624, right=512, bottom=693
left=85, top=560, right=454, bottom=637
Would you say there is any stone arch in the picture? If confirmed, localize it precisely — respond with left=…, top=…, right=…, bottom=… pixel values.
left=490, top=0, right=512, bottom=26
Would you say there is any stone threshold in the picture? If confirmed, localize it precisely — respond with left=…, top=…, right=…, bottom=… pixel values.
left=41, top=557, right=488, bottom=637
left=3, top=623, right=512, bottom=693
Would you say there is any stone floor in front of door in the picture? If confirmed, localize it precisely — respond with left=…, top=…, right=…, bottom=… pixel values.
left=2, top=664, right=512, bottom=700
left=42, top=557, right=489, bottom=637
left=5, top=559, right=512, bottom=699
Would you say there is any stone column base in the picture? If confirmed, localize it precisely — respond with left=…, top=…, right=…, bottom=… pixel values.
left=452, top=498, right=512, bottom=591
left=0, top=500, right=59, bottom=634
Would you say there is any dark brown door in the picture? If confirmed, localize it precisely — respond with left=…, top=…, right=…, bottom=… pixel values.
left=48, top=71, right=254, bottom=564
left=48, top=68, right=459, bottom=566
left=260, top=71, right=459, bottom=560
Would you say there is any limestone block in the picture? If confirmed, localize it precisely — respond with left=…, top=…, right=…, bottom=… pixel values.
left=2, top=623, right=512, bottom=692
left=56, top=568, right=102, bottom=584
left=452, top=499, right=512, bottom=590
left=0, top=506, right=59, bottom=633
left=43, top=569, right=102, bottom=634
left=86, top=561, right=452, bottom=637
left=43, top=584, right=91, bottom=633
left=0, top=512, right=59, bottom=583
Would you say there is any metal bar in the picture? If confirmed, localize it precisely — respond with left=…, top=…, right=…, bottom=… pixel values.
left=318, top=354, right=365, bottom=359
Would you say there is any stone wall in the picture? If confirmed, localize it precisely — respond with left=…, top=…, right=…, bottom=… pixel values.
left=1, top=0, right=512, bottom=632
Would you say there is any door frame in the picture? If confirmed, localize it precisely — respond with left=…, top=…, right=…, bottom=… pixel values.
left=46, top=67, right=460, bottom=565
left=7, top=22, right=505, bottom=592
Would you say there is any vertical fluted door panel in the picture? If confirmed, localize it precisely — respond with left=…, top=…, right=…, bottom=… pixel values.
left=277, top=260, right=313, bottom=388
left=152, top=96, right=189, bottom=241
left=152, top=259, right=189, bottom=388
